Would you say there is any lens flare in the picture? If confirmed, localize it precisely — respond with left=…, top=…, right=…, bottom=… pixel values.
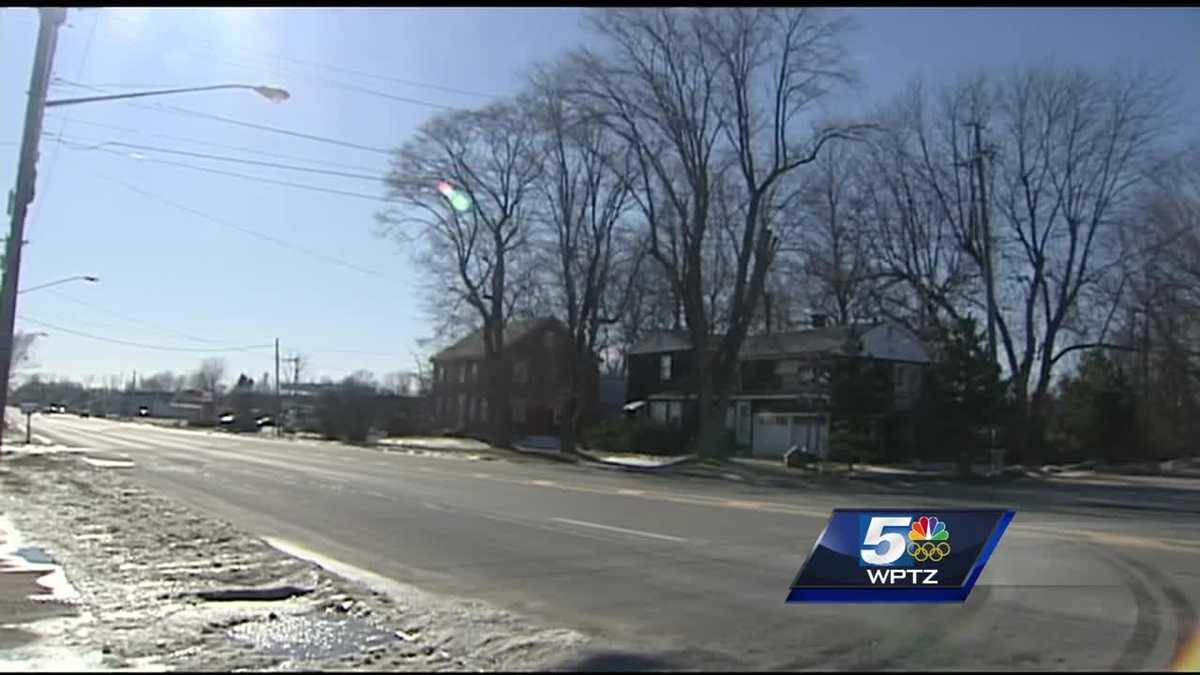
left=1171, top=628, right=1200, bottom=672
left=436, top=180, right=473, bottom=212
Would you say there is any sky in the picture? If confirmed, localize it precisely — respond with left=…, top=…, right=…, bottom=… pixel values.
left=1, top=7, right=1196, bottom=388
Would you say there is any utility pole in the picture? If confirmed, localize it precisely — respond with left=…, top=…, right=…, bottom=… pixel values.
left=971, top=121, right=998, bottom=367
left=0, top=8, right=66, bottom=454
left=274, top=338, right=281, bottom=437
left=960, top=120, right=998, bottom=366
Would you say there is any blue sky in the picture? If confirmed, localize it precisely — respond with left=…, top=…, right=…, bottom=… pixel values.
left=2, top=7, right=1196, bottom=387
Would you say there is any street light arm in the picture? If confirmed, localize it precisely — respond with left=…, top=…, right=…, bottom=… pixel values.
left=46, top=84, right=289, bottom=108
left=18, top=275, right=99, bottom=294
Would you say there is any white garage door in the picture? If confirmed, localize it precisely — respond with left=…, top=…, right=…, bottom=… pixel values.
left=753, top=413, right=828, bottom=459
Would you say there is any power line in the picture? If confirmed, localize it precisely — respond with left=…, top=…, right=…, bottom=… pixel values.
left=51, top=78, right=395, bottom=156
left=42, top=113, right=389, bottom=174
left=29, top=9, right=101, bottom=239
left=89, top=171, right=395, bottom=281
left=57, top=139, right=393, bottom=203
left=43, top=289, right=230, bottom=346
left=48, top=133, right=389, bottom=182
left=18, top=315, right=274, bottom=353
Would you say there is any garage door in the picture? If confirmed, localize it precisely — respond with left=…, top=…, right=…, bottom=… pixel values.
left=752, top=413, right=828, bottom=459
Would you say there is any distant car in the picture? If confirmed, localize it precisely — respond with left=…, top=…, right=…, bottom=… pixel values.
left=219, top=413, right=236, bottom=426
left=255, top=415, right=275, bottom=428
left=78, top=409, right=91, bottom=418
left=138, top=406, right=150, bottom=417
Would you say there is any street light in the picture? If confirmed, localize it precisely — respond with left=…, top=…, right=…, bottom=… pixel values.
left=19, top=275, right=99, bottom=294
left=45, top=83, right=291, bottom=108
left=0, top=8, right=292, bottom=454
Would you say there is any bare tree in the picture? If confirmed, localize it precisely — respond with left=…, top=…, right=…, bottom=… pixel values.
left=6, top=332, right=40, bottom=406
left=378, top=99, right=543, bottom=447
left=141, top=370, right=187, bottom=392
left=525, top=62, right=643, bottom=453
left=1110, top=139, right=1200, bottom=457
left=190, top=358, right=226, bottom=397
left=777, top=141, right=880, bottom=327
left=894, top=65, right=1177, bottom=459
left=855, top=86, right=979, bottom=335
left=570, top=7, right=864, bottom=455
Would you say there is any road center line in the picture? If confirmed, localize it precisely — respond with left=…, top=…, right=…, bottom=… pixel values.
left=550, top=517, right=687, bottom=543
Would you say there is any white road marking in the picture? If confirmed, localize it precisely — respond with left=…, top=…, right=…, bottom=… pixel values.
left=81, top=457, right=136, bottom=469
left=550, top=517, right=687, bottom=543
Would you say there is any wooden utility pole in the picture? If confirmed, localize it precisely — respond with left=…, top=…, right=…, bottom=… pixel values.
left=970, top=121, right=998, bottom=366
left=274, top=338, right=281, bottom=437
left=0, top=9, right=66, bottom=454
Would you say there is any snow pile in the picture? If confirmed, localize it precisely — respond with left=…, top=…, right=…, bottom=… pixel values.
left=0, top=444, right=90, bottom=457
left=377, top=437, right=494, bottom=452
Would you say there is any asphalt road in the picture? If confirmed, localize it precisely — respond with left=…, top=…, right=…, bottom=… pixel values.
left=19, top=413, right=1200, bottom=671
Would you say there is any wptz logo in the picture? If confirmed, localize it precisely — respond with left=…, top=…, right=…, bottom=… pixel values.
left=861, top=515, right=951, bottom=585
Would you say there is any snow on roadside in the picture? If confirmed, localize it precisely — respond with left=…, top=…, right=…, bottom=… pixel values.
left=0, top=514, right=101, bottom=672
left=585, top=453, right=693, bottom=468
left=0, top=450, right=595, bottom=671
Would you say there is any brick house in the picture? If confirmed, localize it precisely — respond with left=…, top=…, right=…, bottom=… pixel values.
left=429, top=317, right=595, bottom=438
left=625, top=318, right=932, bottom=458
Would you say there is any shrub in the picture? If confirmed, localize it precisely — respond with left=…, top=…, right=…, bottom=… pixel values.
left=316, top=378, right=379, bottom=442
left=583, top=417, right=631, bottom=453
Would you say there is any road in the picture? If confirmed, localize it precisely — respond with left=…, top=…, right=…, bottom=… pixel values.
left=20, top=413, right=1200, bottom=670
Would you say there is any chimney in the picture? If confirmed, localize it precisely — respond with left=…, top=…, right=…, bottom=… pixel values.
left=811, top=313, right=828, bottom=328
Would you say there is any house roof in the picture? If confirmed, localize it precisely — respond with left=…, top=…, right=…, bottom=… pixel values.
left=740, top=324, right=882, bottom=358
left=628, top=323, right=885, bottom=358
left=431, top=317, right=562, bottom=361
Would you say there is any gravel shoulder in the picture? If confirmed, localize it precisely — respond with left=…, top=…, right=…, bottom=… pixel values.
left=0, top=450, right=592, bottom=671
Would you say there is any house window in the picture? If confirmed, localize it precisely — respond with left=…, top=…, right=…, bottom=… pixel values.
left=513, top=360, right=529, bottom=385
left=650, top=401, right=669, bottom=424
left=470, top=362, right=478, bottom=383
left=480, top=397, right=488, bottom=422
left=458, top=364, right=466, bottom=384
left=659, top=355, right=672, bottom=381
left=512, top=397, right=527, bottom=424
left=468, top=397, right=476, bottom=421
left=457, top=394, right=467, bottom=424
left=667, top=401, right=683, bottom=428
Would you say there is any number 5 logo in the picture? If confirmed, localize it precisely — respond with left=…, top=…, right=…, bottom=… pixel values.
left=861, top=516, right=912, bottom=565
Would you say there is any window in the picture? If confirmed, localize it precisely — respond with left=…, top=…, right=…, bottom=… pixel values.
left=659, top=354, right=672, bottom=381
left=667, top=401, right=683, bottom=428
left=512, top=397, right=527, bottom=423
left=480, top=398, right=488, bottom=422
left=468, top=397, right=476, bottom=421
left=650, top=401, right=669, bottom=424
left=470, top=362, right=478, bottom=383
left=457, top=394, right=467, bottom=424
left=458, top=364, right=466, bottom=384
left=513, top=360, right=529, bottom=385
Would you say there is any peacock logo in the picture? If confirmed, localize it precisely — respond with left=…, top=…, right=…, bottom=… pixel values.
left=907, top=515, right=951, bottom=563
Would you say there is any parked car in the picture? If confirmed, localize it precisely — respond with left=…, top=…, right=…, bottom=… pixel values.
left=256, top=415, right=275, bottom=428
left=219, top=412, right=236, bottom=426
left=138, top=406, right=150, bottom=417
left=78, top=409, right=91, bottom=418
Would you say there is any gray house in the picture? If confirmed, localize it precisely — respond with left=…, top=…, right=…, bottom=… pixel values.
left=625, top=320, right=933, bottom=458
